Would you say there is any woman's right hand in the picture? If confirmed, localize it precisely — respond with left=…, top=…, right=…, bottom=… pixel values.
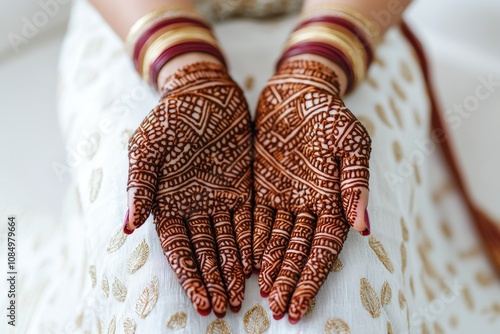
left=125, top=61, right=253, bottom=317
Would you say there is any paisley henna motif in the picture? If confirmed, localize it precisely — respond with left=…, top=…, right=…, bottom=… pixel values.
left=127, top=62, right=252, bottom=316
left=252, top=60, right=371, bottom=322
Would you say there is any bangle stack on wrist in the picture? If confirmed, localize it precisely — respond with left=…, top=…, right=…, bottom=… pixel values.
left=277, top=4, right=380, bottom=94
left=126, top=6, right=226, bottom=90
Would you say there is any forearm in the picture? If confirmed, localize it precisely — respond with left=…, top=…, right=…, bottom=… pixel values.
left=302, top=0, right=413, bottom=36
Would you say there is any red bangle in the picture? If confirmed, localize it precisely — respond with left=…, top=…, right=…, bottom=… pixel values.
left=132, top=17, right=212, bottom=71
left=295, top=16, right=374, bottom=65
left=277, top=41, right=355, bottom=93
left=149, top=41, right=227, bottom=90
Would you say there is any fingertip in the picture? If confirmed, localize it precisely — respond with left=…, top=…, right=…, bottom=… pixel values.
left=122, top=208, right=134, bottom=235
left=360, top=209, right=371, bottom=236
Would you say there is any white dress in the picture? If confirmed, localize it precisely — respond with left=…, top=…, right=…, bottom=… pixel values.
left=15, top=0, right=500, bottom=333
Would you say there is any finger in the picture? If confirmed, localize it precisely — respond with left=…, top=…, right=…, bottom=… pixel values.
left=288, top=215, right=349, bottom=323
left=187, top=215, right=227, bottom=318
left=268, top=212, right=315, bottom=320
left=339, top=119, right=371, bottom=234
left=213, top=212, right=245, bottom=312
left=126, top=106, right=167, bottom=233
left=155, top=215, right=211, bottom=316
left=252, top=205, right=275, bottom=270
left=259, top=210, right=294, bottom=297
left=233, top=201, right=253, bottom=278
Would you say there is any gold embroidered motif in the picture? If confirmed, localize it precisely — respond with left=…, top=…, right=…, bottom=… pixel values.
left=206, top=319, right=231, bottom=334
left=391, top=80, right=406, bottom=101
left=413, top=160, right=421, bottom=185
left=449, top=315, right=458, bottom=328
left=360, top=278, right=381, bottom=318
left=389, top=97, right=403, bottom=129
left=462, top=286, right=474, bottom=310
left=102, top=277, right=109, bottom=298
left=331, top=258, right=344, bottom=272
left=440, top=220, right=452, bottom=240
left=434, top=322, right=445, bottom=334
left=97, top=318, right=103, bottom=334
left=400, top=217, right=409, bottom=242
left=398, top=291, right=406, bottom=309
left=244, top=76, right=255, bottom=91
left=400, top=60, right=413, bottom=82
left=387, top=321, right=393, bottom=334
left=305, top=298, right=316, bottom=316
left=458, top=246, right=481, bottom=259
left=107, top=316, right=116, bottom=334
left=380, top=281, right=392, bottom=306
left=392, top=141, right=403, bottom=163
left=475, top=271, right=494, bottom=287
left=136, top=276, right=159, bottom=318
left=375, top=104, right=392, bottom=128
left=89, top=168, right=103, bottom=203
left=107, top=227, right=128, bottom=253
left=413, top=108, right=421, bottom=127
left=482, top=302, right=500, bottom=321
left=123, top=318, right=136, bottom=334
left=401, top=243, right=407, bottom=274
left=128, top=239, right=150, bottom=274
left=420, top=273, right=435, bottom=301
left=421, top=322, right=430, bottom=334
left=374, top=56, right=385, bottom=68
left=446, top=263, right=457, bottom=276
left=368, top=236, right=394, bottom=273
left=89, top=265, right=97, bottom=288
left=324, top=317, right=351, bottom=334
left=357, top=115, right=375, bottom=137
left=409, top=276, right=415, bottom=297
left=243, top=304, right=270, bottom=334
left=366, top=76, right=379, bottom=89
left=75, top=311, right=84, bottom=327
left=112, top=278, right=127, bottom=302
left=166, top=312, right=187, bottom=330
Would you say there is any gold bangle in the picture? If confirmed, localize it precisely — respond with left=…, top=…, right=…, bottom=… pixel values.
left=284, top=28, right=366, bottom=87
left=125, top=6, right=207, bottom=55
left=301, top=4, right=380, bottom=46
left=141, top=28, right=219, bottom=82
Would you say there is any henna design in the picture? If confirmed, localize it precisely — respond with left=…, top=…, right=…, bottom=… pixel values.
left=252, top=60, right=371, bottom=322
left=127, top=62, right=252, bottom=316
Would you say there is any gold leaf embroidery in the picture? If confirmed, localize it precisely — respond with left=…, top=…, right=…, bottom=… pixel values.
left=357, top=115, right=375, bottom=137
left=305, top=298, right=316, bottom=316
left=434, top=322, right=445, bottom=334
left=413, top=108, right=422, bottom=127
left=374, top=56, right=385, bottom=67
left=475, top=271, right=494, bottom=287
left=413, top=160, right=421, bottom=185
left=89, top=168, right=103, bottom=203
left=331, top=258, right=344, bottom=272
left=102, top=277, right=109, bottom=298
left=409, top=276, right=415, bottom=297
left=392, top=141, right=403, bottom=163
left=112, top=278, right=127, bottom=302
left=123, top=318, right=136, bottom=334
left=440, top=220, right=452, bottom=240
left=400, top=60, right=413, bottom=82
left=400, top=217, right=409, bottom=242
left=89, top=265, right=97, bottom=288
left=446, top=262, right=457, bottom=276
left=375, top=104, right=392, bottom=128
left=75, top=311, right=84, bottom=327
left=366, top=76, right=379, bottom=89
left=421, top=273, right=435, bottom=301
left=360, top=278, right=381, bottom=318
left=392, top=80, right=406, bottom=100
left=458, top=246, right=481, bottom=259
left=324, top=318, right=350, bottom=334
left=380, top=281, right=392, bottom=306
left=136, top=276, right=159, bottom=318
left=389, top=97, right=403, bottom=129
left=128, top=239, right=150, bottom=274
left=206, top=319, right=231, bottom=334
left=243, top=304, right=270, bottom=334
left=97, top=318, right=103, bottom=334
left=166, top=312, right=187, bottom=330
left=108, top=316, right=116, bottom=334
left=244, top=76, right=255, bottom=91
left=387, top=321, right=393, bottom=334
left=398, top=291, right=406, bottom=309
left=422, top=322, right=430, bottom=334
left=368, top=236, right=394, bottom=273
left=462, top=286, right=474, bottom=310
left=401, top=243, right=407, bottom=274
left=107, top=227, right=128, bottom=253
left=449, top=315, right=458, bottom=328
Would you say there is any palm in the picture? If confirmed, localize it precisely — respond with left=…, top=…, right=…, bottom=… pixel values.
left=252, top=60, right=371, bottom=321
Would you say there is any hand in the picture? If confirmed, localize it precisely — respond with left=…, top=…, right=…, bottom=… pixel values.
left=126, top=62, right=253, bottom=317
left=252, top=59, right=371, bottom=322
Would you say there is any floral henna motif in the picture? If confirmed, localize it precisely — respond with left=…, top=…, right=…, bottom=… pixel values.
left=253, top=60, right=371, bottom=322
left=127, top=62, right=252, bottom=316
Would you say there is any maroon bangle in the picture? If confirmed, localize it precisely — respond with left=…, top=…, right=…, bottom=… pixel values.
left=277, top=41, right=355, bottom=93
left=149, top=41, right=227, bottom=90
left=295, top=16, right=374, bottom=65
left=133, top=17, right=212, bottom=71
